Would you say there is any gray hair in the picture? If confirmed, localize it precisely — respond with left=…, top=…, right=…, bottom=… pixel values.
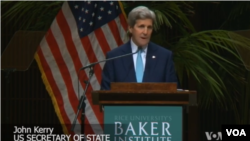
left=127, top=6, right=156, bottom=27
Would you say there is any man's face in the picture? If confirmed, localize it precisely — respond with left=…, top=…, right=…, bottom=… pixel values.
left=129, top=19, right=153, bottom=47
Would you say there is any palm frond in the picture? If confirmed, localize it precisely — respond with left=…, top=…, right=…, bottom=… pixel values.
left=1, top=1, right=63, bottom=30
left=174, top=30, right=250, bottom=108
left=224, top=2, right=250, bottom=23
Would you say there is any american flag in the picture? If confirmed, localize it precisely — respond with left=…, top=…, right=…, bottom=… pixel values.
left=35, top=1, right=128, bottom=134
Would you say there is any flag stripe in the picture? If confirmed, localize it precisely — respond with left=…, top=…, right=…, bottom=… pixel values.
left=54, top=10, right=84, bottom=104
left=88, top=32, right=106, bottom=63
left=81, top=37, right=103, bottom=84
left=56, top=9, right=82, bottom=74
left=35, top=53, right=71, bottom=135
left=49, top=26, right=84, bottom=126
left=37, top=42, right=81, bottom=135
left=101, top=24, right=119, bottom=50
left=84, top=92, right=104, bottom=132
left=61, top=3, right=104, bottom=131
left=108, top=20, right=124, bottom=46
left=115, top=17, right=128, bottom=43
left=46, top=29, right=80, bottom=118
left=94, top=29, right=111, bottom=58
left=37, top=48, right=71, bottom=126
left=40, top=38, right=81, bottom=133
left=78, top=70, right=104, bottom=130
left=119, top=14, right=128, bottom=33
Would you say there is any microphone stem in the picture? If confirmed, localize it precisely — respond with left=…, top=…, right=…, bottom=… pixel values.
left=81, top=49, right=139, bottom=70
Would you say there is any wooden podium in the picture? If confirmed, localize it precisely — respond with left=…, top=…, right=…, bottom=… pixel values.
left=92, top=83, right=198, bottom=141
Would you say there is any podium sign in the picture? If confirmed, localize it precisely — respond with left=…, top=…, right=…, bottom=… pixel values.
left=92, top=83, right=198, bottom=141
left=104, top=106, right=182, bottom=141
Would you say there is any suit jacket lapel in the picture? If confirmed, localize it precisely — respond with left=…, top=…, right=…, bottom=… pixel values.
left=121, top=41, right=137, bottom=82
left=143, top=42, right=158, bottom=82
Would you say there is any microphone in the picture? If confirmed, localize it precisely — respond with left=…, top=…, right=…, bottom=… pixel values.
left=80, top=47, right=141, bottom=70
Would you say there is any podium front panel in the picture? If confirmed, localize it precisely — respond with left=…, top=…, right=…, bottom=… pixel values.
left=104, top=106, right=182, bottom=141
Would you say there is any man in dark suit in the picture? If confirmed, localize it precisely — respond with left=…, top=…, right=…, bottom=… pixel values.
left=101, top=6, right=178, bottom=90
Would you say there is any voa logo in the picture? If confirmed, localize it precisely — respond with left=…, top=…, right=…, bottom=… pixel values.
left=226, top=129, right=246, bottom=136
left=205, top=132, right=222, bottom=140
